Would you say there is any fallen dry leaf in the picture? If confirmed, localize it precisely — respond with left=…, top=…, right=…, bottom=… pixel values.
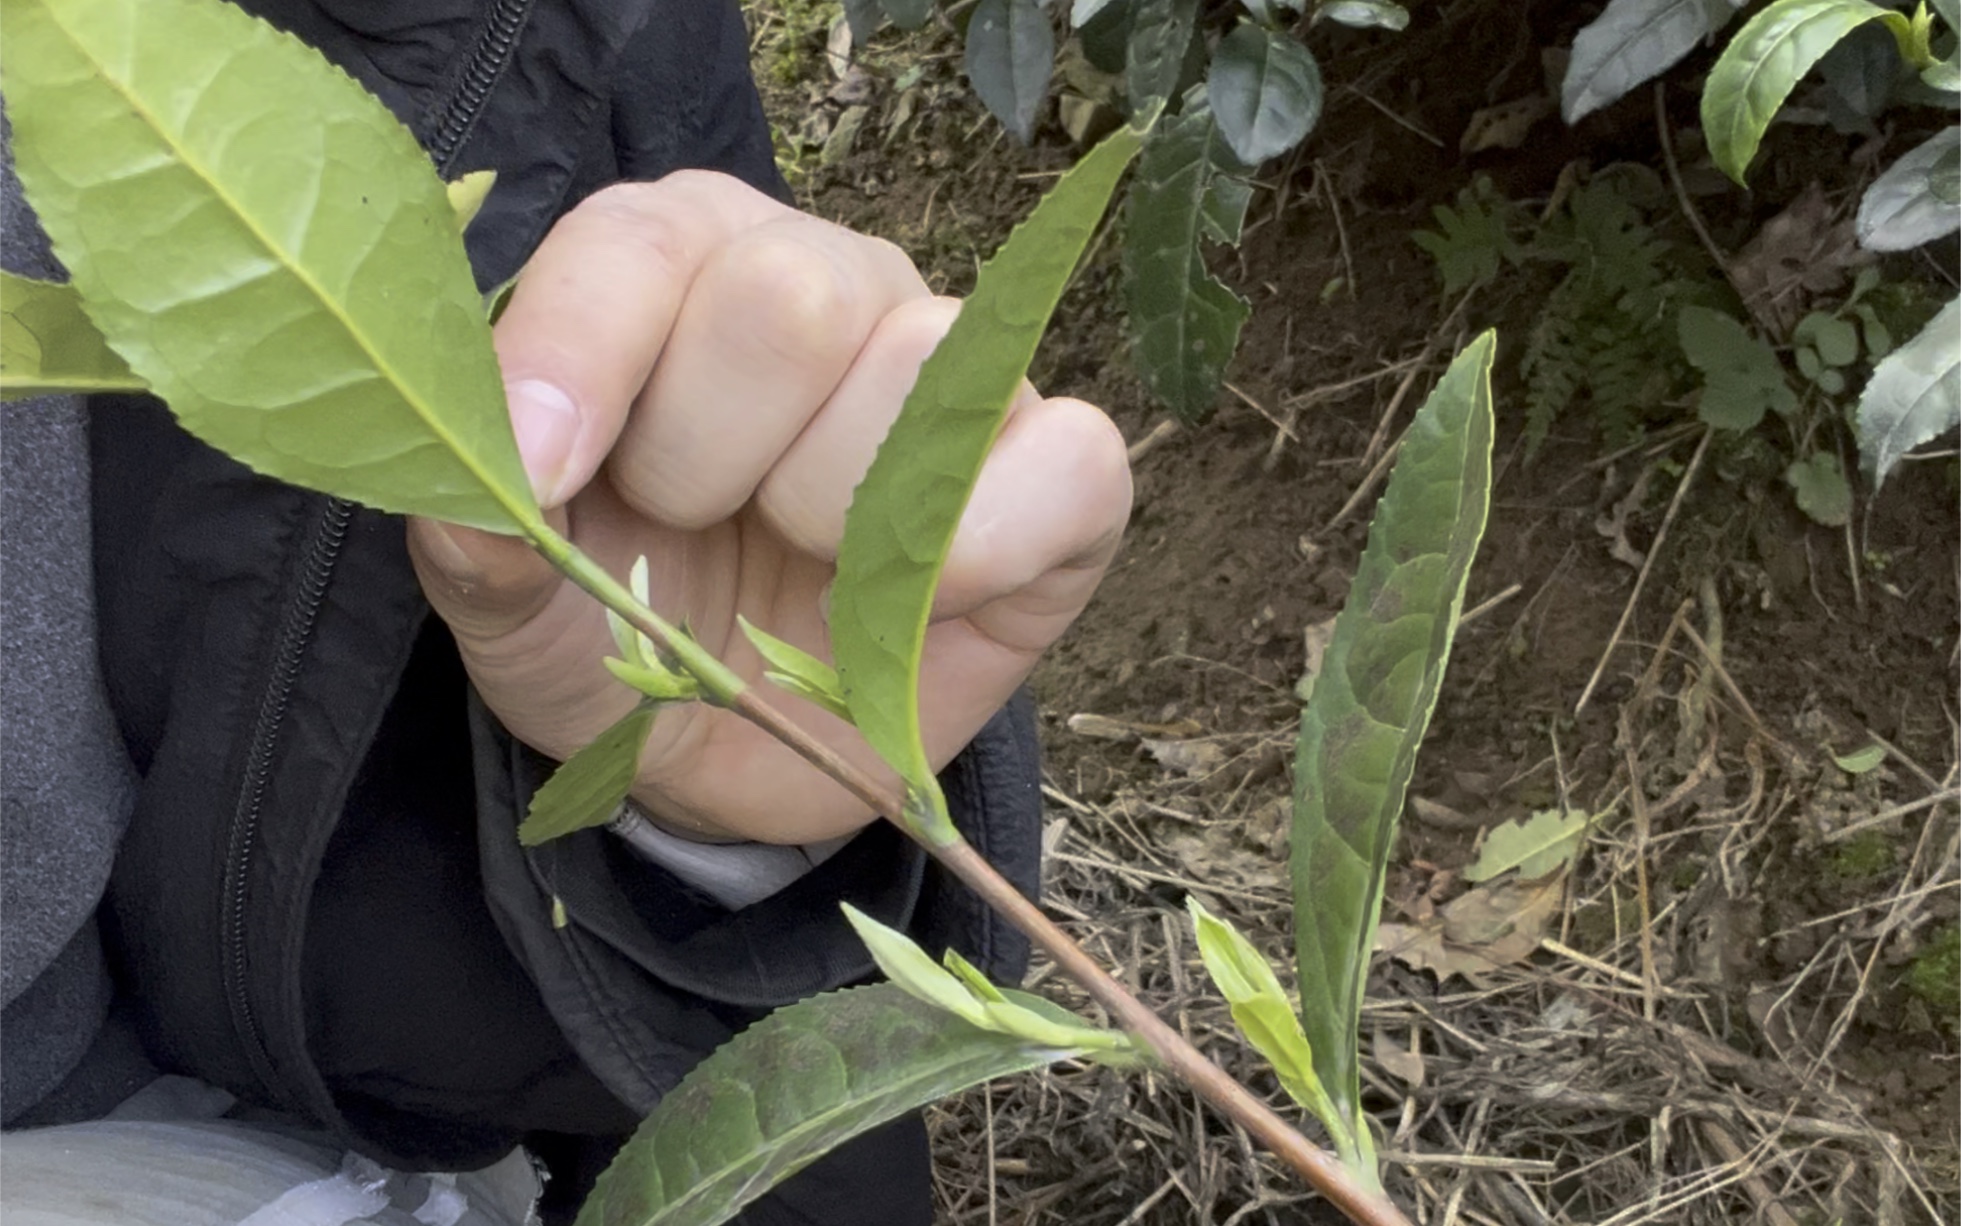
left=1460, top=95, right=1554, bottom=153
left=1142, top=737, right=1227, bottom=776
left=1373, top=1028, right=1427, bottom=1088
left=1728, top=182, right=1875, bottom=336
left=1066, top=712, right=1205, bottom=741
left=1376, top=874, right=1565, bottom=984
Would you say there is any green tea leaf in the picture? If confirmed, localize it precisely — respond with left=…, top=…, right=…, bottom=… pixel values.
left=843, top=906, right=1138, bottom=1055
left=881, top=0, right=933, bottom=30
left=1292, top=333, right=1496, bottom=1145
left=1463, top=809, right=1590, bottom=883
left=965, top=0, right=1055, bottom=143
left=737, top=617, right=851, bottom=723
left=2, top=0, right=539, bottom=533
left=831, top=126, right=1142, bottom=839
left=445, top=169, right=496, bottom=232
left=573, top=984, right=1091, bottom=1226
left=1856, top=126, right=1961, bottom=250
left=1677, top=305, right=1796, bottom=430
left=517, top=704, right=656, bottom=846
left=0, top=271, right=145, bottom=400
left=843, top=0, right=885, bottom=45
left=1787, top=451, right=1853, bottom=525
left=1123, top=97, right=1251, bottom=422
left=1563, top=0, right=1737, bottom=124
left=1187, top=899, right=1347, bottom=1150
left=1856, top=294, right=1960, bottom=487
left=1126, top=0, right=1200, bottom=117
left=1315, top=1, right=1410, bottom=32
left=1702, top=0, right=1911, bottom=184
left=1206, top=24, right=1324, bottom=166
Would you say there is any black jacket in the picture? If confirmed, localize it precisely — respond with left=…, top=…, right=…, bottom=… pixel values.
left=87, top=0, right=1039, bottom=1186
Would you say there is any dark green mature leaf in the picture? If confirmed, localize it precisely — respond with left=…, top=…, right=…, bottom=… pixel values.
left=1207, top=24, right=1324, bottom=166
left=831, top=127, right=1142, bottom=837
left=843, top=0, right=885, bottom=45
left=1562, top=0, right=1737, bottom=124
left=1701, top=0, right=1912, bottom=183
left=574, top=985, right=1088, bottom=1226
left=1126, top=0, right=1201, bottom=116
left=2, top=0, right=538, bottom=533
left=1857, top=294, right=1960, bottom=487
left=881, top=0, right=934, bottom=30
left=1292, top=333, right=1496, bottom=1142
left=1123, top=98, right=1251, bottom=422
left=1856, top=126, right=1961, bottom=250
left=1677, top=305, right=1795, bottom=430
left=517, top=704, right=656, bottom=846
left=0, top=271, right=145, bottom=400
left=965, top=0, right=1056, bottom=143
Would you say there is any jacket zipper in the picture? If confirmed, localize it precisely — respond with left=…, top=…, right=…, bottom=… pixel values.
left=219, top=0, right=532, bottom=1097
left=425, top=0, right=533, bottom=168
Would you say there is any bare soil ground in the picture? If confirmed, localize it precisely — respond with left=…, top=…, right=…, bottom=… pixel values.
left=750, top=4, right=1960, bottom=1221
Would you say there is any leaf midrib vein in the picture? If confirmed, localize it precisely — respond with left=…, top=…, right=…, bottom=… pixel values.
left=659, top=1045, right=1056, bottom=1219
left=39, top=0, right=529, bottom=527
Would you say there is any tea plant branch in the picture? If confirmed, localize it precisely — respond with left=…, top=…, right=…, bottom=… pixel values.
left=533, top=519, right=1413, bottom=1226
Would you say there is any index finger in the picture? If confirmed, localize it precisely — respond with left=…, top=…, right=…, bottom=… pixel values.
left=494, top=171, right=792, bottom=507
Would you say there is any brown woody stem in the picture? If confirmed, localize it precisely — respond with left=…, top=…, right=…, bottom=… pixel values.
left=540, top=528, right=1412, bottom=1226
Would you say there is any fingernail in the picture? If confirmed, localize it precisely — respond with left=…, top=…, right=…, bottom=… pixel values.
left=508, top=379, right=580, bottom=506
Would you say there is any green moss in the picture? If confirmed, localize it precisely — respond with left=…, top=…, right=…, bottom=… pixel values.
left=1906, top=925, right=1960, bottom=1029
left=1830, top=831, right=1896, bottom=879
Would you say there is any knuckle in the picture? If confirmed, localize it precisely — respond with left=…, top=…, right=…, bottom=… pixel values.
left=713, top=233, right=857, bottom=366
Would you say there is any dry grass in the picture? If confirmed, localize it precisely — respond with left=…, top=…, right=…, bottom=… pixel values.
left=924, top=598, right=1959, bottom=1225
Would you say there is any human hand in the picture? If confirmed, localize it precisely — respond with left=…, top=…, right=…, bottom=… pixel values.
left=407, top=172, right=1131, bottom=844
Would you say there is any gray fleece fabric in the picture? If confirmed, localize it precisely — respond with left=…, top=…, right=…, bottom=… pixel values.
left=1, top=117, right=140, bottom=1122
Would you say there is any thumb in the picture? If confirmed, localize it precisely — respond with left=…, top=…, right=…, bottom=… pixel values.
left=407, top=375, right=583, bottom=639
left=406, top=506, right=565, bottom=643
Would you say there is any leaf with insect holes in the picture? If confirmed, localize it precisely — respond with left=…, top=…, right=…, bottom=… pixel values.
left=1678, top=305, right=1796, bottom=430
left=738, top=617, right=851, bottom=723
left=965, top=0, right=1054, bottom=143
left=572, top=983, right=1101, bottom=1226
left=1562, top=0, right=1744, bottom=124
left=517, top=704, right=656, bottom=846
left=1856, top=295, right=1960, bottom=488
left=1206, top=24, right=1324, bottom=166
left=1126, top=0, right=1200, bottom=117
left=1292, top=333, right=1495, bottom=1151
left=1187, top=899, right=1347, bottom=1148
left=1, top=0, right=538, bottom=533
left=1701, top=0, right=1915, bottom=184
left=1463, top=809, right=1590, bottom=883
left=831, top=126, right=1142, bottom=840
left=0, top=271, right=145, bottom=401
left=1857, top=127, right=1961, bottom=251
left=1124, top=94, right=1252, bottom=422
